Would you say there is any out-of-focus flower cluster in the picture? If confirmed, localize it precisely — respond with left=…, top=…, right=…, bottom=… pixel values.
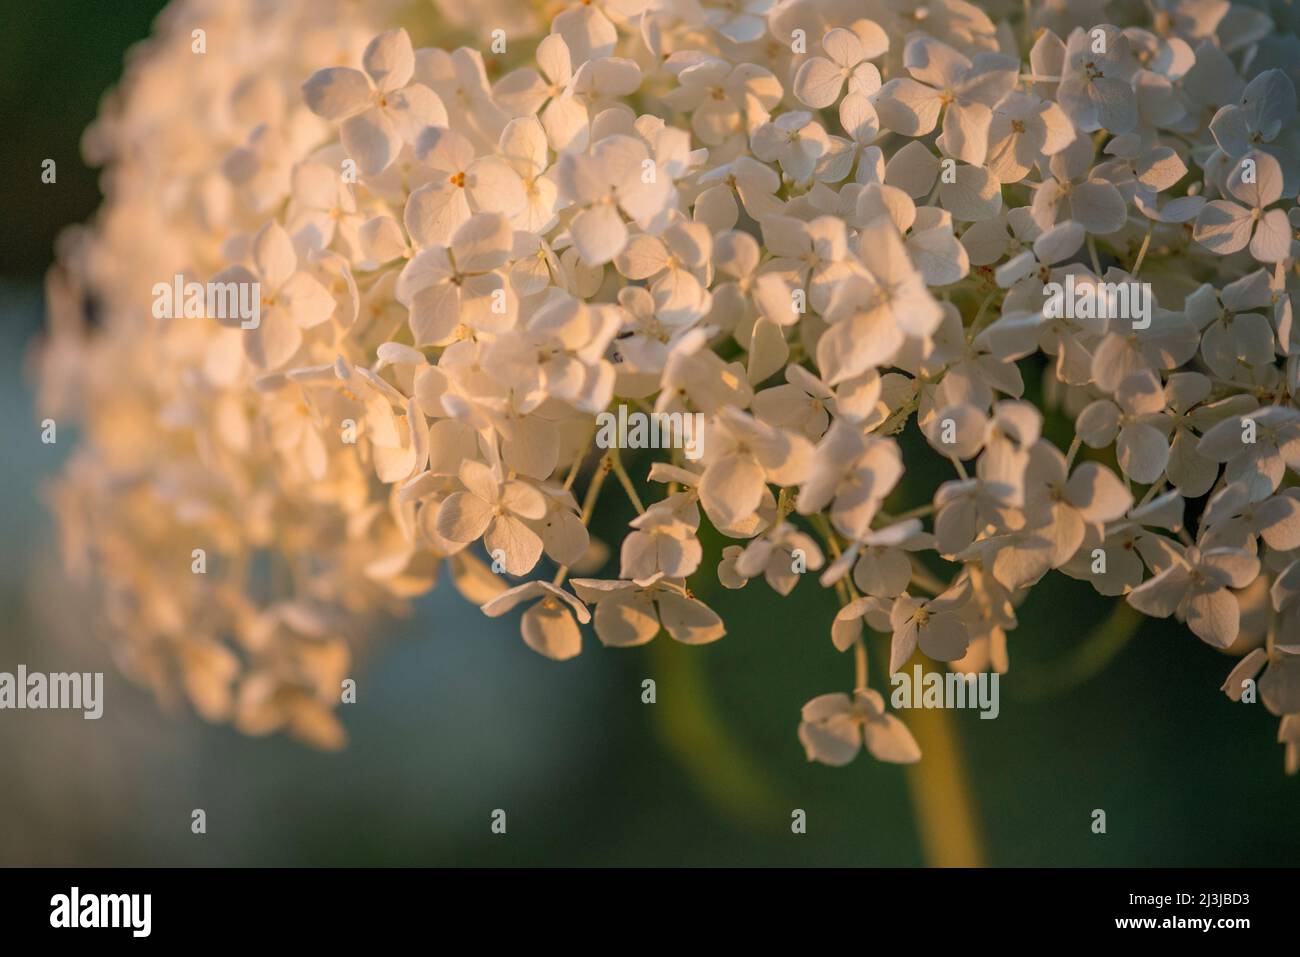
left=38, top=0, right=1300, bottom=768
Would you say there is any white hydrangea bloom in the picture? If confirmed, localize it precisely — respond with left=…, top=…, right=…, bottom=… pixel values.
left=37, top=0, right=1300, bottom=776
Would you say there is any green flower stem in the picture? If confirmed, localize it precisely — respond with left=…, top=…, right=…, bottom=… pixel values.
left=903, top=701, right=986, bottom=866
left=608, top=448, right=646, bottom=515
left=1011, top=601, right=1144, bottom=701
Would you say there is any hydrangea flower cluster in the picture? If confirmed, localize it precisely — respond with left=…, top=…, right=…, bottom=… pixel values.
left=39, top=0, right=1300, bottom=770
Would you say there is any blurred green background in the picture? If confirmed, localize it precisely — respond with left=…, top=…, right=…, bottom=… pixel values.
left=0, top=0, right=1296, bottom=867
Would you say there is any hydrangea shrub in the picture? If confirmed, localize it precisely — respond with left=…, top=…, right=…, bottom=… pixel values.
left=38, top=0, right=1300, bottom=771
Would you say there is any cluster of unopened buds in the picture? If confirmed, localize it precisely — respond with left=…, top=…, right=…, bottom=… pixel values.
left=38, top=0, right=1300, bottom=770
